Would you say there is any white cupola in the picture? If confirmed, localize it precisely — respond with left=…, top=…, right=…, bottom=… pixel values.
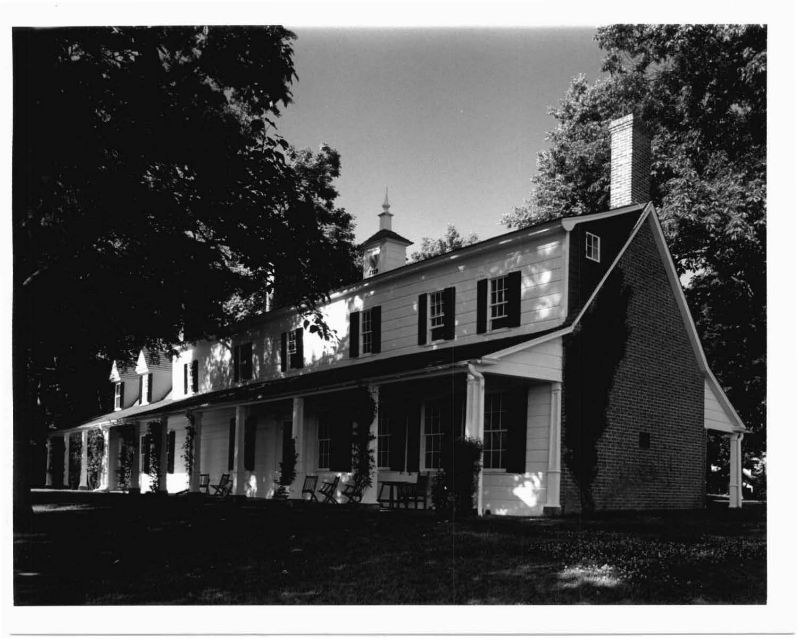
left=360, top=189, right=413, bottom=279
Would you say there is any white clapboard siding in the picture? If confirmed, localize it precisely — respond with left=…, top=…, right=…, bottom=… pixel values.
left=481, top=337, right=563, bottom=382
left=704, top=379, right=739, bottom=433
left=198, top=408, right=235, bottom=483
left=481, top=383, right=552, bottom=516
left=174, top=230, right=566, bottom=396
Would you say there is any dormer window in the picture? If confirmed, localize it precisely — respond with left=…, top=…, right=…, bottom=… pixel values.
left=183, top=360, right=198, bottom=395
left=114, top=382, right=124, bottom=411
left=585, top=232, right=601, bottom=262
left=139, top=373, right=153, bottom=405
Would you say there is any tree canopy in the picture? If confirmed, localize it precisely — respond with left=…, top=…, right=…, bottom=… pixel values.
left=408, top=225, right=479, bottom=262
left=13, top=27, right=359, bottom=510
left=503, top=25, right=766, bottom=463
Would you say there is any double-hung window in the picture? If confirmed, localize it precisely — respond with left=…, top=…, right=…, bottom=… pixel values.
left=184, top=360, right=199, bottom=395
left=429, top=291, right=445, bottom=331
left=585, top=232, right=601, bottom=262
left=317, top=414, right=332, bottom=470
left=476, top=271, right=522, bottom=333
left=483, top=391, right=508, bottom=470
left=377, top=411, right=391, bottom=469
left=361, top=309, right=373, bottom=354
left=233, top=344, right=253, bottom=382
left=113, top=382, right=124, bottom=411
left=281, top=328, right=304, bottom=371
left=423, top=402, right=444, bottom=470
left=489, top=276, right=509, bottom=323
left=418, top=287, right=456, bottom=344
left=349, top=307, right=381, bottom=357
left=139, top=373, right=153, bottom=404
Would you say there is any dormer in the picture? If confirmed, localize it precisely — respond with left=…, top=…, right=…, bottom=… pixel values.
left=360, top=190, right=413, bottom=278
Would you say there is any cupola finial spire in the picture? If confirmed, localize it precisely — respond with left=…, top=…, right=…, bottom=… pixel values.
left=378, top=188, right=393, bottom=231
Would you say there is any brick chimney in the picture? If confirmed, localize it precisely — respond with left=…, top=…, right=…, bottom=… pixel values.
left=608, top=114, right=651, bottom=208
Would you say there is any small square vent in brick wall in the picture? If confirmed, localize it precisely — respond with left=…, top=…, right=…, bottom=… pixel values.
left=639, top=432, right=651, bottom=449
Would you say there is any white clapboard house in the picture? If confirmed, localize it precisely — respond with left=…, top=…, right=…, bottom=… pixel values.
left=45, top=115, right=747, bottom=515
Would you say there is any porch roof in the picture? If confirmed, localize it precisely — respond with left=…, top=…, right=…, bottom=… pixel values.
left=61, top=325, right=564, bottom=430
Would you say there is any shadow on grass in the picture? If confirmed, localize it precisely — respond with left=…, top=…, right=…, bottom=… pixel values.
left=15, top=491, right=766, bottom=605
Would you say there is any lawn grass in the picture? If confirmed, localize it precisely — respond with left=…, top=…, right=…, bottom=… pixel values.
left=14, top=491, right=765, bottom=605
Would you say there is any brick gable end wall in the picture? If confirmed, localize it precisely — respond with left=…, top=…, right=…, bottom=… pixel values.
left=560, top=220, right=706, bottom=513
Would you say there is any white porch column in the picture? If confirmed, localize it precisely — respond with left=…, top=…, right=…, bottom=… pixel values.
left=45, top=438, right=54, bottom=487
left=290, top=397, right=306, bottom=499
left=99, top=427, right=111, bottom=490
left=231, top=406, right=248, bottom=495
left=362, top=385, right=380, bottom=505
left=158, top=417, right=169, bottom=492
left=129, top=426, right=140, bottom=491
left=729, top=432, right=743, bottom=509
left=465, top=364, right=486, bottom=516
left=78, top=430, right=89, bottom=490
left=63, top=434, right=71, bottom=488
left=544, top=382, right=563, bottom=514
left=189, top=413, right=203, bottom=492
left=106, top=429, right=119, bottom=491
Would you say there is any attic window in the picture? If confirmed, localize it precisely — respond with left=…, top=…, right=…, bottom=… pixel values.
left=367, top=251, right=379, bottom=277
left=585, top=232, right=601, bottom=262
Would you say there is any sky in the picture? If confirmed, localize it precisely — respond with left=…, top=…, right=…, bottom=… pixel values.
left=277, top=28, right=606, bottom=246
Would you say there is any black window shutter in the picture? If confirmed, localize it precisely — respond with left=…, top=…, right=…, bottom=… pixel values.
left=227, top=418, right=236, bottom=470
left=138, top=375, right=143, bottom=402
left=232, top=346, right=240, bottom=382
left=443, top=286, right=456, bottom=340
left=292, top=328, right=304, bottom=369
left=331, top=417, right=352, bottom=471
left=244, top=417, right=256, bottom=471
left=372, top=306, right=382, bottom=353
left=280, top=333, right=288, bottom=372
left=119, top=382, right=125, bottom=408
left=507, top=270, right=522, bottom=327
left=476, top=279, right=488, bottom=334
left=349, top=311, right=360, bottom=358
left=417, top=293, right=428, bottom=345
left=147, top=373, right=153, bottom=402
left=241, top=344, right=253, bottom=380
left=191, top=361, right=198, bottom=393
left=406, top=403, right=421, bottom=472
left=183, top=363, right=188, bottom=393
left=167, top=430, right=176, bottom=474
left=504, top=386, right=529, bottom=473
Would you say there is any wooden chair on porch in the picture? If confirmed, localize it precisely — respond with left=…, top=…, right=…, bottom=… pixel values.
left=401, top=473, right=430, bottom=510
left=318, top=476, right=340, bottom=504
left=199, top=474, right=210, bottom=494
left=210, top=473, right=232, bottom=497
left=342, top=477, right=369, bottom=503
left=301, top=475, right=319, bottom=501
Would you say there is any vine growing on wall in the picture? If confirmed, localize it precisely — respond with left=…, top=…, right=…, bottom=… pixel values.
left=146, top=421, right=163, bottom=493
left=563, top=269, right=631, bottom=512
left=182, top=411, right=196, bottom=486
left=117, top=425, right=136, bottom=490
left=350, top=386, right=377, bottom=488
left=86, top=428, right=105, bottom=490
